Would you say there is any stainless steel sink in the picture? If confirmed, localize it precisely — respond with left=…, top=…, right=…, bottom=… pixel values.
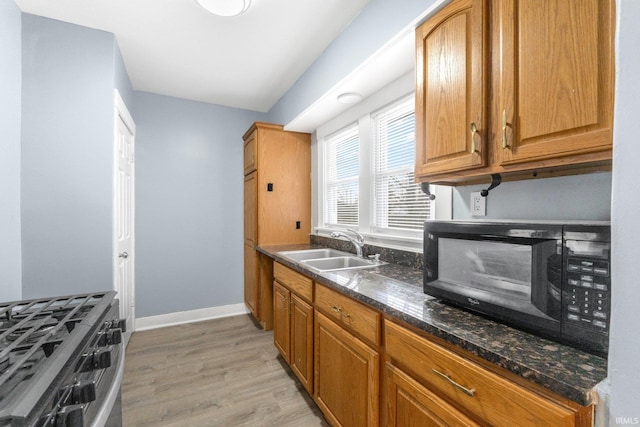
left=279, top=248, right=350, bottom=261
left=302, top=256, right=384, bottom=272
left=278, top=248, right=385, bottom=272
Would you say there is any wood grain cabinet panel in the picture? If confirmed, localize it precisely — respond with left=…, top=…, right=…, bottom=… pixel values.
left=243, top=130, right=257, bottom=175
left=415, top=0, right=487, bottom=177
left=243, top=244, right=258, bottom=318
left=314, top=312, right=379, bottom=427
left=384, top=320, right=578, bottom=427
left=243, top=122, right=311, bottom=329
left=495, top=0, right=615, bottom=166
left=273, top=263, right=314, bottom=394
left=290, top=294, right=314, bottom=393
left=274, top=262, right=313, bottom=303
left=386, top=362, right=480, bottom=427
left=415, top=0, right=615, bottom=183
left=273, top=281, right=290, bottom=361
left=315, top=284, right=380, bottom=347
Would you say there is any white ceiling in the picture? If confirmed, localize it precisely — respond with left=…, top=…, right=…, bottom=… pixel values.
left=14, top=0, right=374, bottom=112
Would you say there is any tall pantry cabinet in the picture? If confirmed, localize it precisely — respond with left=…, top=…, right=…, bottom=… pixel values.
left=243, top=122, right=311, bottom=329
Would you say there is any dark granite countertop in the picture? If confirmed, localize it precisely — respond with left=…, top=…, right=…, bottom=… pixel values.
left=257, top=243, right=608, bottom=406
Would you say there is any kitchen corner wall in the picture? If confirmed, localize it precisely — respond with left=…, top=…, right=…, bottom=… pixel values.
left=20, top=14, right=126, bottom=298
left=0, top=0, right=22, bottom=302
left=133, top=92, right=266, bottom=318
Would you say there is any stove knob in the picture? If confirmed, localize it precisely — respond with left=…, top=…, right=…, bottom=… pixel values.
left=117, top=318, right=127, bottom=333
left=94, top=348, right=112, bottom=369
left=107, top=328, right=122, bottom=345
left=79, top=353, right=94, bottom=373
left=55, top=404, right=83, bottom=427
left=72, top=380, right=96, bottom=404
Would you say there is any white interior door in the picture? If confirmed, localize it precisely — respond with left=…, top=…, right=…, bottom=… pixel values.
left=114, top=90, right=135, bottom=345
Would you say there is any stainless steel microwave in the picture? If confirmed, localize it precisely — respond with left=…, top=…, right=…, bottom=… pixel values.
left=423, top=220, right=611, bottom=356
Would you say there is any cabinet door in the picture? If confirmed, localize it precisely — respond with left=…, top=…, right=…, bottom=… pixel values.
left=415, top=0, right=487, bottom=177
left=244, top=244, right=258, bottom=317
left=386, top=363, right=480, bottom=427
left=290, top=293, right=314, bottom=394
left=244, top=129, right=257, bottom=175
left=314, top=312, right=379, bottom=427
left=273, top=281, right=290, bottom=362
left=244, top=172, right=257, bottom=247
left=496, top=0, right=614, bottom=165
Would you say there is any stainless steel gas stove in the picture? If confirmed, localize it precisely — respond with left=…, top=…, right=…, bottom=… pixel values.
left=0, top=292, right=125, bottom=427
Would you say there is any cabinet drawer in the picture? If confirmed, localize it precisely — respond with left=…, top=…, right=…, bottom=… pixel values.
left=315, top=284, right=380, bottom=346
left=384, top=320, right=576, bottom=427
left=274, top=262, right=313, bottom=303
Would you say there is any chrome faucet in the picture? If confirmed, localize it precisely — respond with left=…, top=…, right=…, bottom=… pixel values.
left=330, top=229, right=366, bottom=258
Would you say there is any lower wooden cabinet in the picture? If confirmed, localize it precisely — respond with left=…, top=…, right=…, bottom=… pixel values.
left=384, top=320, right=591, bottom=427
left=270, top=262, right=593, bottom=427
left=273, top=282, right=290, bottom=361
left=290, top=293, right=314, bottom=392
left=385, top=362, right=479, bottom=427
left=273, top=263, right=314, bottom=394
left=244, top=244, right=258, bottom=318
left=314, top=312, right=380, bottom=427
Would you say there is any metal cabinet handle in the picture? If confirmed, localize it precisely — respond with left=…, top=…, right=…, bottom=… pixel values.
left=331, top=306, right=351, bottom=319
left=470, top=122, right=478, bottom=153
left=502, top=109, right=510, bottom=149
left=432, top=368, right=475, bottom=397
left=118, top=252, right=128, bottom=259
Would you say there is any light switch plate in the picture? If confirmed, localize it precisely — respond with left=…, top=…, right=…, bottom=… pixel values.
left=471, top=192, right=486, bottom=216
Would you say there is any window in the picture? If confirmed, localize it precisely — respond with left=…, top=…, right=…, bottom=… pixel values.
left=317, top=79, right=451, bottom=250
left=324, top=124, right=359, bottom=227
left=372, top=96, right=430, bottom=231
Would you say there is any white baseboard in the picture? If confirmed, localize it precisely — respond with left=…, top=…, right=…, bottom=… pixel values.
left=134, top=303, right=249, bottom=332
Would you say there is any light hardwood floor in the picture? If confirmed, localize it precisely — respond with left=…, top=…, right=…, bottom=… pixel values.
left=122, top=314, right=329, bottom=427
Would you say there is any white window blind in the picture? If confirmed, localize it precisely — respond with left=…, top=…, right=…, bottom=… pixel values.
left=372, top=96, right=430, bottom=231
left=324, top=124, right=359, bottom=226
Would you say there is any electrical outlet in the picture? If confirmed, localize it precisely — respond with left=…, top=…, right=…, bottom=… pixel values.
left=470, top=192, right=486, bottom=216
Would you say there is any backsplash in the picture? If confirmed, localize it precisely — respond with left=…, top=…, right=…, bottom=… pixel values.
left=310, top=234, right=423, bottom=270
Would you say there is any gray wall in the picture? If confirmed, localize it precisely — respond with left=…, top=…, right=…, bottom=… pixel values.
left=21, top=14, right=116, bottom=298
left=453, top=172, right=611, bottom=220
left=0, top=0, right=22, bottom=302
left=268, top=0, right=446, bottom=126
left=133, top=91, right=266, bottom=317
left=608, top=0, right=640, bottom=421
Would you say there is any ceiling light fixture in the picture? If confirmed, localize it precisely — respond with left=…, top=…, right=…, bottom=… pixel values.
left=195, top=0, right=252, bottom=17
left=337, top=92, right=363, bottom=105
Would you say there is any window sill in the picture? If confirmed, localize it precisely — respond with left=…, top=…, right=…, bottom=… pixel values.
left=313, top=227, right=423, bottom=253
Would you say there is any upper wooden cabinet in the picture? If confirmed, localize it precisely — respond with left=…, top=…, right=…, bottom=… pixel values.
left=495, top=0, right=615, bottom=166
left=243, top=122, right=311, bottom=246
left=415, top=0, right=615, bottom=183
left=415, top=0, right=488, bottom=177
left=243, top=130, right=257, bottom=175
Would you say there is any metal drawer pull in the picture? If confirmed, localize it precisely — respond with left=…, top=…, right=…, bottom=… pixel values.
left=432, top=368, right=475, bottom=397
left=470, top=122, right=478, bottom=153
left=501, top=109, right=509, bottom=149
left=331, top=306, right=351, bottom=319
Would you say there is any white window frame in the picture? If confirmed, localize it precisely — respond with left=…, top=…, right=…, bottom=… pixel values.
left=323, top=124, right=360, bottom=227
left=371, top=95, right=431, bottom=237
left=315, top=73, right=452, bottom=252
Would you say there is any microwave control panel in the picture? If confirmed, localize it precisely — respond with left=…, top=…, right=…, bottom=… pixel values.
left=565, top=258, right=610, bottom=329
left=562, top=230, right=611, bottom=355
